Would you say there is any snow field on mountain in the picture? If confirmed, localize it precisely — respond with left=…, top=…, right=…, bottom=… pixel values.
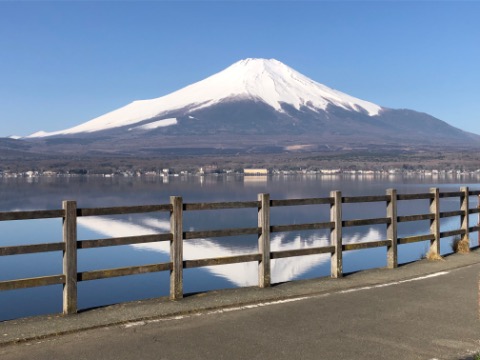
left=128, top=118, right=177, bottom=131
left=27, top=58, right=382, bottom=138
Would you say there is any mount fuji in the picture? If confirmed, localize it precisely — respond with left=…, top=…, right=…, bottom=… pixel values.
left=24, top=58, right=480, bottom=154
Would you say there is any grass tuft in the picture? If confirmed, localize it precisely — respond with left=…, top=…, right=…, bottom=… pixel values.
left=425, top=250, right=444, bottom=261
left=451, top=236, right=470, bottom=254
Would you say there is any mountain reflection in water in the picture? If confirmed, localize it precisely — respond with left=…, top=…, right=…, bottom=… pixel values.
left=78, top=215, right=383, bottom=286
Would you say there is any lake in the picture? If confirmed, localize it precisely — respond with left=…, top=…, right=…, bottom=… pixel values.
left=1, top=174, right=479, bottom=321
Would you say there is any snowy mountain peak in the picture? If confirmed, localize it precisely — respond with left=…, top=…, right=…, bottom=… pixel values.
left=27, top=58, right=383, bottom=138
left=220, top=57, right=382, bottom=115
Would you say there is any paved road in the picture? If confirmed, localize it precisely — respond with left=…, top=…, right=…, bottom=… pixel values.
left=1, top=261, right=479, bottom=360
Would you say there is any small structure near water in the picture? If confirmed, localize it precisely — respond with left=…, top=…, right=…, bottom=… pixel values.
left=244, top=168, right=268, bottom=176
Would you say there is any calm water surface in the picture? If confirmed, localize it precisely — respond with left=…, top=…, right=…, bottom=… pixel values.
left=1, top=174, right=479, bottom=321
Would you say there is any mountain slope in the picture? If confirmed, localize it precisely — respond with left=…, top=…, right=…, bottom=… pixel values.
left=28, top=58, right=381, bottom=137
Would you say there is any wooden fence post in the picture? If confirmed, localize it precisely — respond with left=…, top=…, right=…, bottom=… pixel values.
left=460, top=187, right=470, bottom=248
left=330, top=191, right=343, bottom=278
left=429, top=188, right=440, bottom=257
left=62, top=200, right=77, bottom=315
left=258, top=193, right=271, bottom=288
left=386, top=188, right=398, bottom=269
left=170, top=196, right=183, bottom=300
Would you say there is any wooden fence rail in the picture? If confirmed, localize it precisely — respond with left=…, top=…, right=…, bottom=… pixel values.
left=1, top=187, right=479, bottom=317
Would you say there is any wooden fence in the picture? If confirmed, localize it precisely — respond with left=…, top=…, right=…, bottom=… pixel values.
left=1, top=187, right=480, bottom=316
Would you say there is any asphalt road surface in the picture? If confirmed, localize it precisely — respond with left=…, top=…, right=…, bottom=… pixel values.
left=1, top=263, right=479, bottom=360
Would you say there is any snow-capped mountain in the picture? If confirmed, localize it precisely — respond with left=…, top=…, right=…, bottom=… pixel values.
left=24, top=58, right=480, bottom=153
left=28, top=58, right=382, bottom=138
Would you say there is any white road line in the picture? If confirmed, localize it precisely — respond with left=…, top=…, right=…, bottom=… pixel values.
left=338, top=271, right=450, bottom=294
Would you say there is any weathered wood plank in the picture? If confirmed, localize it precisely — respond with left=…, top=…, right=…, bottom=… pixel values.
left=398, top=234, right=435, bottom=244
left=397, top=213, right=434, bottom=222
left=430, top=188, right=440, bottom=256
left=170, top=196, right=183, bottom=300
left=270, top=246, right=335, bottom=259
left=258, top=193, right=271, bottom=288
left=78, top=233, right=172, bottom=249
left=439, top=191, right=463, bottom=199
left=468, top=190, right=480, bottom=196
left=271, top=222, right=334, bottom=233
left=440, top=210, right=463, bottom=218
left=469, top=225, right=480, bottom=232
left=468, top=208, right=480, bottom=215
left=184, top=227, right=259, bottom=240
left=63, top=200, right=77, bottom=315
left=342, top=240, right=392, bottom=251
left=0, top=243, right=64, bottom=256
left=184, top=254, right=262, bottom=268
left=184, top=201, right=259, bottom=211
left=460, top=187, right=470, bottom=245
left=386, top=188, right=398, bottom=269
left=397, top=193, right=433, bottom=201
left=342, top=195, right=390, bottom=204
left=78, top=204, right=171, bottom=217
left=78, top=263, right=172, bottom=281
left=0, top=275, right=65, bottom=291
left=0, top=209, right=63, bottom=221
left=440, top=229, right=465, bottom=238
left=270, top=198, right=333, bottom=207
left=330, top=190, right=343, bottom=278
left=342, top=217, right=390, bottom=227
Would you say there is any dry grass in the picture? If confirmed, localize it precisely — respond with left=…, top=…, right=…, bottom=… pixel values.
left=425, top=250, right=444, bottom=261
left=451, top=236, right=470, bottom=254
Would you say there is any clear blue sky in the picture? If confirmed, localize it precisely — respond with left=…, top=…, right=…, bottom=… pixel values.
left=1, top=1, right=479, bottom=137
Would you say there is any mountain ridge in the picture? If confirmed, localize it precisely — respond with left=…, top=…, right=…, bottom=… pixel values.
left=20, top=58, right=480, bottom=154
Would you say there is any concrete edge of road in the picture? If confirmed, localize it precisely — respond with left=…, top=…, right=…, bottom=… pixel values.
left=1, top=248, right=480, bottom=347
